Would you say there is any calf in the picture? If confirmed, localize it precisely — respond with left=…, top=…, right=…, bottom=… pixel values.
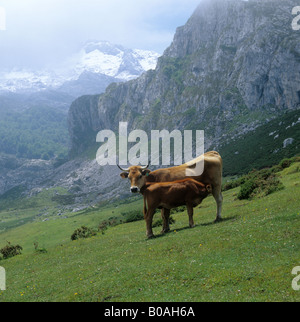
left=140, top=178, right=212, bottom=238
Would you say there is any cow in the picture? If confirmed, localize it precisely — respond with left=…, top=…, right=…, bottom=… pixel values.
left=118, top=151, right=223, bottom=230
left=140, top=179, right=212, bottom=238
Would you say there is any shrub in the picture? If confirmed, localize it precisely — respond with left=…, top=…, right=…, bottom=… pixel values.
left=71, top=226, right=96, bottom=241
left=262, top=176, right=284, bottom=195
left=0, top=242, right=23, bottom=259
left=223, top=156, right=299, bottom=192
left=98, top=221, right=109, bottom=235
left=279, top=158, right=292, bottom=170
left=238, top=170, right=284, bottom=200
left=121, top=210, right=144, bottom=223
left=222, top=179, right=242, bottom=191
left=153, top=215, right=176, bottom=228
left=171, top=206, right=186, bottom=213
left=237, top=178, right=258, bottom=200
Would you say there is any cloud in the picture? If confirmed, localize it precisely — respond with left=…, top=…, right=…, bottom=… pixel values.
left=0, top=0, right=199, bottom=69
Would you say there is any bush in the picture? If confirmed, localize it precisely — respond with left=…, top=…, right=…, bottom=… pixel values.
left=237, top=178, right=258, bottom=200
left=171, top=206, right=186, bottom=213
left=222, top=179, right=242, bottom=191
left=153, top=215, right=176, bottom=228
left=223, top=156, right=299, bottom=192
left=121, top=210, right=144, bottom=223
left=98, top=221, right=109, bottom=235
left=0, top=242, right=23, bottom=259
left=71, top=226, right=96, bottom=241
left=238, top=169, right=284, bottom=200
left=279, top=158, right=292, bottom=170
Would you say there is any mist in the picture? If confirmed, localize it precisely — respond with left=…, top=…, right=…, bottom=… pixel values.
left=0, top=0, right=200, bottom=71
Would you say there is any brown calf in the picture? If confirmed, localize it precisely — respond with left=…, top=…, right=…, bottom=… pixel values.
left=140, top=178, right=212, bottom=238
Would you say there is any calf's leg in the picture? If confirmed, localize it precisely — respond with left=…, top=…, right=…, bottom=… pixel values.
left=161, top=208, right=170, bottom=234
left=145, top=208, right=156, bottom=238
left=187, top=204, right=195, bottom=228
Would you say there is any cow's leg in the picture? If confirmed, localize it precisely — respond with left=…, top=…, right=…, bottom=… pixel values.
left=212, top=185, right=223, bottom=222
left=187, top=204, right=195, bottom=228
left=145, top=208, right=156, bottom=238
left=161, top=208, right=170, bottom=234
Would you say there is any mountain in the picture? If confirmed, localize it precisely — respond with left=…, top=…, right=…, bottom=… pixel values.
left=69, top=0, right=300, bottom=156
left=73, top=41, right=160, bottom=81
left=0, top=41, right=160, bottom=96
left=1, top=0, right=300, bottom=209
left=0, top=41, right=160, bottom=161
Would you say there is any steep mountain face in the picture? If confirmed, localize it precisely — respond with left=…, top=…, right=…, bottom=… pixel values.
left=69, top=0, right=300, bottom=155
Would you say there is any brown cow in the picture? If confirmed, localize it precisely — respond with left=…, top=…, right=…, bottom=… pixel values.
left=119, top=151, right=223, bottom=223
left=141, top=179, right=212, bottom=238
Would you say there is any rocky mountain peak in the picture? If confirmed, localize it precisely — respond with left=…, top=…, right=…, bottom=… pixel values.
left=0, top=41, right=160, bottom=94
left=69, top=0, right=300, bottom=155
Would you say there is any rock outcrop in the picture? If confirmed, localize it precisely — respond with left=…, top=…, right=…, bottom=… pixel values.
left=69, top=0, right=300, bottom=155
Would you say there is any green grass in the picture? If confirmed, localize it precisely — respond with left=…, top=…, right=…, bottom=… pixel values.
left=0, top=163, right=299, bottom=302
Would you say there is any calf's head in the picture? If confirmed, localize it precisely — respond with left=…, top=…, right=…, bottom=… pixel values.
left=118, top=165, right=151, bottom=193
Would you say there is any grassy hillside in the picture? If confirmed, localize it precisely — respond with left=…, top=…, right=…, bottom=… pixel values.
left=219, top=109, right=300, bottom=176
left=0, top=161, right=299, bottom=302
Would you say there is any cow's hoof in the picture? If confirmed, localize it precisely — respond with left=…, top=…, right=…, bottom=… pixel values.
left=161, top=229, right=170, bottom=234
left=147, top=235, right=155, bottom=239
left=189, top=224, right=195, bottom=228
left=214, top=217, right=223, bottom=223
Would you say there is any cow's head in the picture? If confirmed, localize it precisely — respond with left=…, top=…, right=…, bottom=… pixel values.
left=118, top=164, right=151, bottom=193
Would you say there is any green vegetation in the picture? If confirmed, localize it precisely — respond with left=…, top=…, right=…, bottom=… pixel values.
left=237, top=170, right=284, bottom=200
left=0, top=158, right=299, bottom=301
left=0, top=105, right=68, bottom=160
left=71, top=226, right=97, bottom=241
left=0, top=242, right=23, bottom=260
left=121, top=209, right=144, bottom=223
left=223, top=156, right=300, bottom=198
left=220, top=109, right=300, bottom=176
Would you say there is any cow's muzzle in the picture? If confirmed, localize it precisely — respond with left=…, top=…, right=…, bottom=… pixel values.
left=130, top=186, right=139, bottom=193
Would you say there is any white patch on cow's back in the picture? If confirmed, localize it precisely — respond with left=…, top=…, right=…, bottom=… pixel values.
left=185, top=155, right=204, bottom=177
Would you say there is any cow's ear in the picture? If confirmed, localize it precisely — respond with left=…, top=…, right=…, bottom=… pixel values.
left=120, top=172, right=129, bottom=179
left=142, top=169, right=151, bottom=176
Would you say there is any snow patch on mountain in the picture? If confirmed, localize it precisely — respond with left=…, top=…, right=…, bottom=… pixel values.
left=0, top=41, right=160, bottom=94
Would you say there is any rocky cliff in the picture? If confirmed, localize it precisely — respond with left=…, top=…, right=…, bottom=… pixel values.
left=69, top=0, right=300, bottom=155
left=2, top=0, right=300, bottom=208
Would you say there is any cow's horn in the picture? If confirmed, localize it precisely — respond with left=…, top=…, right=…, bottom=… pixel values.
left=117, top=164, right=130, bottom=172
left=140, top=162, right=150, bottom=170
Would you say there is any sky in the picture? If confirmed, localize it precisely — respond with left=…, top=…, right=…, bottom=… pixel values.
left=0, top=0, right=200, bottom=70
